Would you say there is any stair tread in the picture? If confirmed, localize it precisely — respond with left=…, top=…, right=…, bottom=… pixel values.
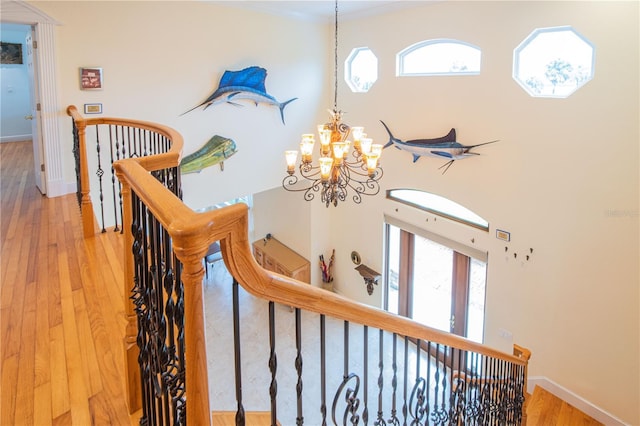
left=527, top=386, right=603, bottom=426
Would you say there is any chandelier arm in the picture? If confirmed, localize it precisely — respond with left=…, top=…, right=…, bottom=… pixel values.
left=337, top=164, right=380, bottom=199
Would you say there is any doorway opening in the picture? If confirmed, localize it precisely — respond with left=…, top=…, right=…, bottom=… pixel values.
left=0, top=22, right=44, bottom=194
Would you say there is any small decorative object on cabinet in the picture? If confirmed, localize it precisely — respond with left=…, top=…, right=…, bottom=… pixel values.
left=355, top=264, right=381, bottom=296
left=253, top=236, right=310, bottom=284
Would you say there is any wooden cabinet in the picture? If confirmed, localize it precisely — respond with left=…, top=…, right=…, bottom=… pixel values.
left=252, top=237, right=310, bottom=284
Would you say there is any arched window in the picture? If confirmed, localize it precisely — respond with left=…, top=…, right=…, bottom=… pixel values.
left=397, top=39, right=482, bottom=76
left=387, top=189, right=488, bottom=231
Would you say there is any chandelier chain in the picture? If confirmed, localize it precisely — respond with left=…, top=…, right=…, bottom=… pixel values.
left=334, top=0, right=339, bottom=112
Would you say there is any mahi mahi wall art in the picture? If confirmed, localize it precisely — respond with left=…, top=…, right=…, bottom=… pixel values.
left=179, top=135, right=237, bottom=174
left=182, top=66, right=297, bottom=124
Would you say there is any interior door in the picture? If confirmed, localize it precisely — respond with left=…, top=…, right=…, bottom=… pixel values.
left=26, top=29, right=46, bottom=194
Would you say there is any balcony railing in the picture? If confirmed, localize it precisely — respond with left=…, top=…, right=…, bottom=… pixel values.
left=68, top=106, right=531, bottom=425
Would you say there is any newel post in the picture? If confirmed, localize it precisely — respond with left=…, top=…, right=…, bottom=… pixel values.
left=175, top=244, right=212, bottom=425
left=117, top=176, right=142, bottom=413
left=70, top=109, right=97, bottom=238
left=514, top=344, right=532, bottom=425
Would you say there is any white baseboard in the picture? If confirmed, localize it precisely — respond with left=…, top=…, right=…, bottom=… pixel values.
left=528, top=376, right=628, bottom=425
left=0, top=134, right=32, bottom=143
left=45, top=179, right=75, bottom=198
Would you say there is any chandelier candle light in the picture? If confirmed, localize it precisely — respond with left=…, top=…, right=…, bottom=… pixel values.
left=282, top=0, right=383, bottom=207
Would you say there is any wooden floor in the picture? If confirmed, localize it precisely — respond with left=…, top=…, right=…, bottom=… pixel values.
left=1, top=141, right=135, bottom=425
left=527, top=386, right=603, bottom=426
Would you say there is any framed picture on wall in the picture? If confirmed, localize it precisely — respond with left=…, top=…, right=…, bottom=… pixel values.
left=0, top=42, right=23, bottom=64
left=80, top=67, right=103, bottom=90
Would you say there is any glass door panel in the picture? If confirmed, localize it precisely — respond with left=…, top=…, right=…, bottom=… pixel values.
left=386, top=224, right=400, bottom=315
left=411, top=236, right=453, bottom=332
left=466, top=258, right=487, bottom=343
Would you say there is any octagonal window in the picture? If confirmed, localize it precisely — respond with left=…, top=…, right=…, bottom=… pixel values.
left=514, top=26, right=595, bottom=98
left=345, top=47, right=378, bottom=92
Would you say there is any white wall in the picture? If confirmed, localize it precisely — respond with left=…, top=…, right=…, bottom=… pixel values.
left=30, top=1, right=639, bottom=423
left=32, top=0, right=332, bottom=210
left=330, top=1, right=639, bottom=424
left=0, top=24, right=32, bottom=142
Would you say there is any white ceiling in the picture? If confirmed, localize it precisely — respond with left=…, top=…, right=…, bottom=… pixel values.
left=210, top=1, right=432, bottom=23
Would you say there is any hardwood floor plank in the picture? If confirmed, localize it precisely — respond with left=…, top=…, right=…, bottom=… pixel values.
left=14, top=280, right=37, bottom=425
left=34, top=251, right=52, bottom=387
left=33, top=382, right=53, bottom=426
left=73, top=287, right=104, bottom=396
left=58, top=249, right=92, bottom=425
left=49, top=324, right=70, bottom=419
left=52, top=410, right=72, bottom=426
left=1, top=355, right=18, bottom=425
left=1, top=227, right=28, bottom=360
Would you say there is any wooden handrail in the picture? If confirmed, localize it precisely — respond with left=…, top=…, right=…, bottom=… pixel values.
left=67, top=105, right=184, bottom=173
left=114, top=157, right=527, bottom=367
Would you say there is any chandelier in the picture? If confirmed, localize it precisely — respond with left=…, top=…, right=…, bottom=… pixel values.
left=282, top=0, right=383, bottom=207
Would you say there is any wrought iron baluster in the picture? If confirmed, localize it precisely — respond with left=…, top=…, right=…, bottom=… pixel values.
left=71, top=119, right=82, bottom=209
left=375, top=329, right=386, bottom=426
left=174, top=250, right=186, bottom=425
left=363, top=325, right=368, bottom=425
left=437, top=345, right=448, bottom=425
left=108, top=125, right=120, bottom=231
left=409, top=340, right=426, bottom=425
left=295, top=308, right=304, bottom=425
left=387, top=333, right=399, bottom=426
left=332, top=321, right=362, bottom=425
left=232, top=279, right=246, bottom=425
left=142, top=129, right=149, bottom=157
left=402, top=337, right=408, bottom=426
left=269, top=301, right=278, bottom=426
left=320, top=314, right=327, bottom=426
left=431, top=343, right=441, bottom=425
left=425, top=341, right=431, bottom=423
left=95, top=125, right=106, bottom=232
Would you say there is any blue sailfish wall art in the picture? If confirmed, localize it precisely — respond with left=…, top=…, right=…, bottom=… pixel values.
left=380, top=121, right=498, bottom=173
left=182, top=66, right=297, bottom=124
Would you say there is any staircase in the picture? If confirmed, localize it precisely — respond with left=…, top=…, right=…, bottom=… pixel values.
left=527, top=386, right=602, bottom=425
left=68, top=106, right=532, bottom=425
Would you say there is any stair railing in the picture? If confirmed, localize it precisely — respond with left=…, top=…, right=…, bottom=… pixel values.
left=69, top=106, right=531, bottom=425
left=115, top=154, right=527, bottom=425
left=67, top=106, right=184, bottom=416
left=67, top=105, right=180, bottom=238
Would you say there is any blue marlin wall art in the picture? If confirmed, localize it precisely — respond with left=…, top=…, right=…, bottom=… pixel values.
left=380, top=120, right=498, bottom=174
left=180, top=135, right=237, bottom=174
left=182, top=66, right=297, bottom=124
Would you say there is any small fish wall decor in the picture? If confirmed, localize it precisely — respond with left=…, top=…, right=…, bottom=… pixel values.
left=380, top=120, right=498, bottom=173
left=180, top=135, right=237, bottom=174
left=182, top=66, right=297, bottom=124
